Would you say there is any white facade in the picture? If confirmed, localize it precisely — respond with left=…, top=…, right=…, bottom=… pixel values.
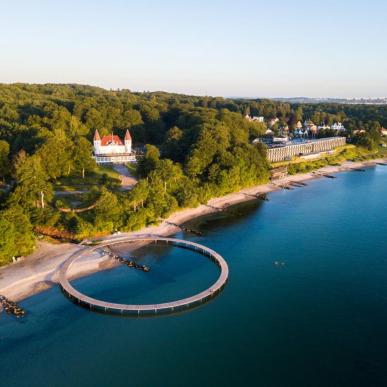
left=331, top=122, right=346, bottom=131
left=94, top=154, right=136, bottom=164
left=267, top=137, right=346, bottom=162
left=93, top=139, right=131, bottom=155
left=93, top=129, right=135, bottom=164
left=245, top=114, right=265, bottom=123
left=252, top=116, right=264, bottom=122
left=273, top=136, right=289, bottom=143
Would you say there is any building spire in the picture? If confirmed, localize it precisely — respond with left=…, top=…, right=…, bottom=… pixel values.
left=124, top=129, right=132, bottom=141
left=94, top=129, right=101, bottom=141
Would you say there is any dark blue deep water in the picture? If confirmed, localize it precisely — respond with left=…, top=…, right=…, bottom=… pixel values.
left=1, top=167, right=387, bottom=387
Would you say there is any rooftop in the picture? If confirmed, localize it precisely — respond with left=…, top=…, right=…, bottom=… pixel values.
left=101, top=134, right=123, bottom=146
left=266, top=136, right=346, bottom=148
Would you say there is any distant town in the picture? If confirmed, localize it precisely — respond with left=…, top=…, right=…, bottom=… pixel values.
left=246, top=114, right=387, bottom=163
left=271, top=97, right=387, bottom=105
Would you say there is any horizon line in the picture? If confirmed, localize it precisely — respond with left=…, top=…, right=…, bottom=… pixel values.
left=1, top=81, right=386, bottom=102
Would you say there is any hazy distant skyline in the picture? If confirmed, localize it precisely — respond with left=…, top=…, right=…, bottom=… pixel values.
left=1, top=0, right=387, bottom=98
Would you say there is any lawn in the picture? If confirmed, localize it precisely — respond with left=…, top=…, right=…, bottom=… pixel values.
left=54, top=165, right=121, bottom=192
left=54, top=192, right=97, bottom=209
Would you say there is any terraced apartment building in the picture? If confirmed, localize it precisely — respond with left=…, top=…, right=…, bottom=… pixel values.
left=267, top=137, right=346, bottom=162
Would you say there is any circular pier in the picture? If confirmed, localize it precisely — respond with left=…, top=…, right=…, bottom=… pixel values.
left=59, top=236, right=229, bottom=316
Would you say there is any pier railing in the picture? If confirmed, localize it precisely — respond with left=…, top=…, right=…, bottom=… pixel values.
left=59, top=236, right=229, bottom=316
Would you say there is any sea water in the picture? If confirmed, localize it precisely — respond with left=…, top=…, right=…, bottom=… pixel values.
left=0, top=167, right=386, bottom=387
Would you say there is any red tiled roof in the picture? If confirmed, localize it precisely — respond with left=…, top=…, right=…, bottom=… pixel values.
left=100, top=134, right=123, bottom=146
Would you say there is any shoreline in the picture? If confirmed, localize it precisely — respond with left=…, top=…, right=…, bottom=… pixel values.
left=0, top=157, right=386, bottom=304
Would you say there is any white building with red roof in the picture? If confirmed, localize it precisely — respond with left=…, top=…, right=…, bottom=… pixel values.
left=93, top=129, right=136, bottom=164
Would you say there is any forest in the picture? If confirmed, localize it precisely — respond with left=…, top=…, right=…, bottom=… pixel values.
left=0, top=83, right=386, bottom=264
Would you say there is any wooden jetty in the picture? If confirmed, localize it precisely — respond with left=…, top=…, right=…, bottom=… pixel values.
left=272, top=183, right=293, bottom=190
left=289, top=181, right=307, bottom=187
left=204, top=204, right=241, bottom=216
left=59, top=236, right=229, bottom=316
left=257, top=193, right=269, bottom=201
left=165, top=221, right=203, bottom=236
left=314, top=172, right=336, bottom=179
left=242, top=192, right=269, bottom=201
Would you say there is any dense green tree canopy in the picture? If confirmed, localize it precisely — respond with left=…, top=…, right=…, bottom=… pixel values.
left=0, top=206, right=35, bottom=264
left=0, top=140, right=10, bottom=180
left=11, top=154, right=53, bottom=210
left=0, top=83, right=385, bottom=265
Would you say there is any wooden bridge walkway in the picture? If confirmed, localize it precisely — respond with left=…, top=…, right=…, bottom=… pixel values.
left=59, top=236, right=229, bottom=316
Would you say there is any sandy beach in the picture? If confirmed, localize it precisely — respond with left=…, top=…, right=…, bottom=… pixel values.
left=0, top=158, right=385, bottom=303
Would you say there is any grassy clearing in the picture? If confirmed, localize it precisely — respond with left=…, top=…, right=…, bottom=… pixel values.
left=54, top=165, right=121, bottom=191
left=54, top=192, right=98, bottom=209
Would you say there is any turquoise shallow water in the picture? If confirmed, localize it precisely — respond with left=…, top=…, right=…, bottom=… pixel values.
left=1, top=167, right=387, bottom=387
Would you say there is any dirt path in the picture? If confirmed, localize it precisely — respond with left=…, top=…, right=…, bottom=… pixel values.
left=112, top=164, right=138, bottom=190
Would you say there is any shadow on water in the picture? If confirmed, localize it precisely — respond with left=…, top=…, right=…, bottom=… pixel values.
left=183, top=198, right=266, bottom=234
left=60, top=285, right=225, bottom=320
left=109, top=199, right=265, bottom=261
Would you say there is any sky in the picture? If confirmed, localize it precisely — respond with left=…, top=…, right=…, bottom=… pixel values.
left=1, top=0, right=387, bottom=98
